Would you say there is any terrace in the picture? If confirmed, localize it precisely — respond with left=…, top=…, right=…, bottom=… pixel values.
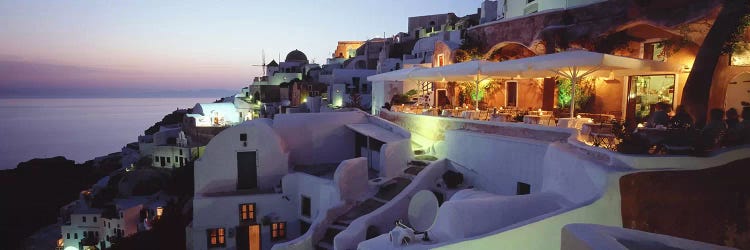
left=369, top=51, right=730, bottom=154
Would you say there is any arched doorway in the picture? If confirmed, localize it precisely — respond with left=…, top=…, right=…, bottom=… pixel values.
left=725, top=72, right=750, bottom=112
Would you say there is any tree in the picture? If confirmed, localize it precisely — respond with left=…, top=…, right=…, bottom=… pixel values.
left=681, top=0, right=750, bottom=127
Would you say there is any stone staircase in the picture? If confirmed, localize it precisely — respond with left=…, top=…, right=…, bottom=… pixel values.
left=313, top=176, right=415, bottom=249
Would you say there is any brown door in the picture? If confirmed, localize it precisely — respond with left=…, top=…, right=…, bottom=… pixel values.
left=237, top=224, right=261, bottom=250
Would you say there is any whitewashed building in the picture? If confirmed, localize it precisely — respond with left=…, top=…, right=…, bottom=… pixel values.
left=186, top=103, right=242, bottom=128
left=187, top=111, right=412, bottom=250
left=60, top=193, right=166, bottom=250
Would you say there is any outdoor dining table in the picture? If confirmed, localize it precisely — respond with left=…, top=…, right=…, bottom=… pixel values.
left=558, top=117, right=593, bottom=129
left=523, top=115, right=552, bottom=125
left=461, top=110, right=482, bottom=120
left=581, top=123, right=616, bottom=147
left=528, top=110, right=552, bottom=116
left=422, top=109, right=438, bottom=116
left=635, top=126, right=669, bottom=145
left=490, top=113, right=512, bottom=122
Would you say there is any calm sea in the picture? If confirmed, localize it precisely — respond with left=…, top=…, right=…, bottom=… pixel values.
left=0, top=98, right=214, bottom=170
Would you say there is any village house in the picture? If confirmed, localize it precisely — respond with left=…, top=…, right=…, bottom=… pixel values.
left=59, top=191, right=166, bottom=250
left=187, top=111, right=412, bottom=250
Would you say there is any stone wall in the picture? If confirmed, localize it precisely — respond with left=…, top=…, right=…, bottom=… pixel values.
left=620, top=157, right=750, bottom=249
left=467, top=0, right=721, bottom=54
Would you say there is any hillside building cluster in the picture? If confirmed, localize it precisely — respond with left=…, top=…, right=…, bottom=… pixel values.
left=56, top=0, right=750, bottom=250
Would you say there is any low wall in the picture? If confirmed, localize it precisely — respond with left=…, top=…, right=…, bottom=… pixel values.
left=336, top=160, right=449, bottom=250
left=379, top=110, right=572, bottom=153
left=620, top=156, right=750, bottom=249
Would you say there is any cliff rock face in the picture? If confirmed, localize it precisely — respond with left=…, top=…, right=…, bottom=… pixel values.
left=468, top=0, right=721, bottom=54
left=0, top=155, right=120, bottom=249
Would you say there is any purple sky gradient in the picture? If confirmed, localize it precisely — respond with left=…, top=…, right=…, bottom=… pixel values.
left=1, top=1, right=482, bottom=96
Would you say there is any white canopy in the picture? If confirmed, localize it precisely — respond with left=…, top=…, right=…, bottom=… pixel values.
left=501, top=50, right=682, bottom=78
left=366, top=50, right=682, bottom=116
left=409, top=60, right=490, bottom=82
left=367, top=67, right=423, bottom=82
left=506, top=50, right=682, bottom=118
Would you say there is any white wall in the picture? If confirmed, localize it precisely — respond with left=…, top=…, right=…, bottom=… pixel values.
left=192, top=193, right=299, bottom=250
left=272, top=112, right=367, bottom=166
left=152, top=145, right=196, bottom=168
left=195, top=120, right=290, bottom=195
left=270, top=73, right=303, bottom=86
left=504, top=0, right=603, bottom=19
left=443, top=130, right=549, bottom=195
left=282, top=173, right=341, bottom=223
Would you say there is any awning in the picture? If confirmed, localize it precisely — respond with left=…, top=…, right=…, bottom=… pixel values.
left=495, top=50, right=683, bottom=118
left=502, top=50, right=682, bottom=78
left=410, top=60, right=490, bottom=82
left=367, top=67, right=424, bottom=82
left=346, top=123, right=405, bottom=143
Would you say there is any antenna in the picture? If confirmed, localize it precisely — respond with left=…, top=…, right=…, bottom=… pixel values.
left=408, top=190, right=439, bottom=241
left=251, top=50, right=267, bottom=77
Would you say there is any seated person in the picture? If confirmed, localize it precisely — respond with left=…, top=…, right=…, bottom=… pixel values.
left=670, top=105, right=694, bottom=128
left=724, top=108, right=742, bottom=146
left=740, top=107, right=750, bottom=144
left=726, top=108, right=740, bottom=130
left=647, top=102, right=669, bottom=127
left=702, top=108, right=727, bottom=149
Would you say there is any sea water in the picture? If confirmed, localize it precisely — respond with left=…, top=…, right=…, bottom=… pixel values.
left=0, top=98, right=214, bottom=169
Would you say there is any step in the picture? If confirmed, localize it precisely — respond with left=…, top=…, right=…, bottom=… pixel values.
left=315, top=241, right=333, bottom=250
left=329, top=223, right=348, bottom=231
left=319, top=227, right=342, bottom=244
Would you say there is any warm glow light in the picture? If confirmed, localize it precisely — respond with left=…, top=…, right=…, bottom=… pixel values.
left=637, top=123, right=645, bottom=128
left=156, top=207, right=163, bottom=217
left=576, top=115, right=582, bottom=119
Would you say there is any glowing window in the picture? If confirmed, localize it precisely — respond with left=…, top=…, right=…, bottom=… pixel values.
left=207, top=228, right=226, bottom=248
left=271, top=222, right=286, bottom=241
left=240, top=203, right=255, bottom=222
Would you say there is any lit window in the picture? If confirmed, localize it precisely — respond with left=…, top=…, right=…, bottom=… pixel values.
left=271, top=222, right=286, bottom=241
left=240, top=203, right=255, bottom=222
left=207, top=228, right=226, bottom=248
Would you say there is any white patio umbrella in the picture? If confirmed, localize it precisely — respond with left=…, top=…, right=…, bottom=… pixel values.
left=367, top=66, right=425, bottom=82
left=507, top=50, right=681, bottom=118
left=409, top=60, right=492, bottom=109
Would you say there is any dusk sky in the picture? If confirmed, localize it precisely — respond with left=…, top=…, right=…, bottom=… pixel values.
left=0, top=0, right=482, bottom=97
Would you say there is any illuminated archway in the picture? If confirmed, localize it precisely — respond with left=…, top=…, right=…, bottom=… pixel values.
left=484, top=42, right=536, bottom=62
left=725, top=72, right=750, bottom=112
